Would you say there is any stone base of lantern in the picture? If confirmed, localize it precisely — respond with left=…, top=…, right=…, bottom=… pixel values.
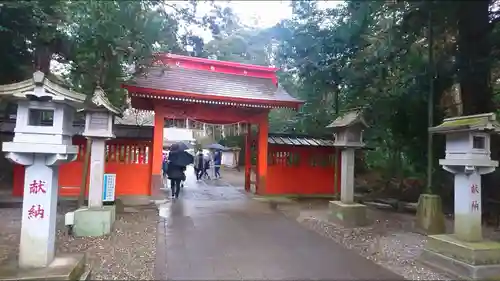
left=0, top=253, right=90, bottom=281
left=74, top=205, right=116, bottom=237
left=415, top=194, right=446, bottom=235
left=420, top=234, right=500, bottom=280
left=328, top=201, right=369, bottom=227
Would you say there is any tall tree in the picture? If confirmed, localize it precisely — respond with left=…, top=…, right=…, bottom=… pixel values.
left=269, top=0, right=500, bottom=204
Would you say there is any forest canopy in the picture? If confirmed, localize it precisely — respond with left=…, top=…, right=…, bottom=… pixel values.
left=2, top=0, right=500, bottom=200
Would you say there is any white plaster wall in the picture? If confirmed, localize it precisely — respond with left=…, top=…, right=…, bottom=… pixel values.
left=164, top=128, right=195, bottom=142
left=222, top=151, right=235, bottom=167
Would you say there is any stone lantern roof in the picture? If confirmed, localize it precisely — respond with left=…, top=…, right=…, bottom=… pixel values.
left=80, top=86, right=123, bottom=117
left=326, top=108, right=368, bottom=130
left=429, top=113, right=500, bottom=134
left=0, top=71, right=86, bottom=106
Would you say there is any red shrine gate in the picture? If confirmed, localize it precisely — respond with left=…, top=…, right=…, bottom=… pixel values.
left=122, top=53, right=303, bottom=195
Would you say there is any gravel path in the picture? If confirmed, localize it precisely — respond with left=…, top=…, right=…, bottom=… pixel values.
left=278, top=201, right=452, bottom=280
left=0, top=204, right=158, bottom=280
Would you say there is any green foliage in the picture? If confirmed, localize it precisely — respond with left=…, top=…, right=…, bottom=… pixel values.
left=270, top=0, right=499, bottom=181
left=201, top=1, right=500, bottom=198
left=0, top=0, right=230, bottom=106
left=63, top=1, right=182, bottom=105
left=3, top=0, right=500, bottom=198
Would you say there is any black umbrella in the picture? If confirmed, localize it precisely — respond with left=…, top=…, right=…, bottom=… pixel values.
left=173, top=141, right=193, bottom=151
left=204, top=143, right=229, bottom=151
left=168, top=150, right=194, bottom=167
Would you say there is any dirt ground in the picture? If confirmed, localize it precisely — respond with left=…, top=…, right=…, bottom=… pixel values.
left=0, top=202, right=158, bottom=280
left=277, top=200, right=451, bottom=280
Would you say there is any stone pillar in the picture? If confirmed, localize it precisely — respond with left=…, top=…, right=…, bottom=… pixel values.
left=328, top=147, right=368, bottom=227
left=88, top=139, right=106, bottom=209
left=454, top=171, right=482, bottom=242
left=74, top=138, right=115, bottom=238
left=19, top=154, right=59, bottom=268
left=340, top=148, right=355, bottom=204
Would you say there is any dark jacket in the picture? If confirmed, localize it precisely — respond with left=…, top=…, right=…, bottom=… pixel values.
left=162, top=158, right=168, bottom=175
left=194, top=153, right=204, bottom=170
left=203, top=156, right=211, bottom=170
left=213, top=151, right=222, bottom=166
left=166, top=150, right=186, bottom=180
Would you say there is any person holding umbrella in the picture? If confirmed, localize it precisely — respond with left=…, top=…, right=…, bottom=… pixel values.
left=171, top=141, right=193, bottom=188
left=204, top=143, right=228, bottom=179
left=213, top=149, right=222, bottom=179
left=194, top=149, right=204, bottom=181
left=165, top=143, right=193, bottom=199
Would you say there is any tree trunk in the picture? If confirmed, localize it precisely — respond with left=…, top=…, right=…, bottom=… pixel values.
left=456, top=0, right=498, bottom=214
left=457, top=0, right=492, bottom=115
left=34, top=44, right=52, bottom=74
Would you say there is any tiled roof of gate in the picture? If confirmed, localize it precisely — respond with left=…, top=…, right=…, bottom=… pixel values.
left=268, top=134, right=335, bottom=147
left=124, top=66, right=302, bottom=104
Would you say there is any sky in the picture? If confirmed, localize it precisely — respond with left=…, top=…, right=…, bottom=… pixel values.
left=186, top=0, right=342, bottom=42
left=226, top=1, right=341, bottom=27
left=228, top=1, right=294, bottom=27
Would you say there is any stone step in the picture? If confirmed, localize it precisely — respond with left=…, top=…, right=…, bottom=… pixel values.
left=78, top=269, right=92, bottom=281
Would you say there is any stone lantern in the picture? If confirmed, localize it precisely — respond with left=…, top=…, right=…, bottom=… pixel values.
left=82, top=87, right=119, bottom=139
left=421, top=113, right=500, bottom=280
left=73, top=86, right=122, bottom=237
left=0, top=71, right=89, bottom=279
left=326, top=109, right=369, bottom=227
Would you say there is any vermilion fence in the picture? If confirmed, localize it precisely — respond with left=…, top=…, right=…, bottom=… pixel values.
left=266, top=145, right=340, bottom=195
left=12, top=137, right=152, bottom=197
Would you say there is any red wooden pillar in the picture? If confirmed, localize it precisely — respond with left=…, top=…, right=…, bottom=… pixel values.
left=244, top=124, right=252, bottom=192
left=152, top=108, right=165, bottom=177
left=256, top=113, right=269, bottom=195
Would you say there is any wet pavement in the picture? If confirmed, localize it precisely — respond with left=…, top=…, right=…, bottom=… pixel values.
left=156, top=167, right=402, bottom=280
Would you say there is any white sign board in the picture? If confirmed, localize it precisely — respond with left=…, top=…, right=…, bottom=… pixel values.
left=102, top=173, right=116, bottom=202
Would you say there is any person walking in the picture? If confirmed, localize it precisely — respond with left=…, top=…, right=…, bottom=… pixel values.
left=194, top=150, right=204, bottom=181
left=202, top=154, right=211, bottom=180
left=162, top=154, right=168, bottom=186
left=166, top=143, right=187, bottom=199
left=213, top=149, right=222, bottom=179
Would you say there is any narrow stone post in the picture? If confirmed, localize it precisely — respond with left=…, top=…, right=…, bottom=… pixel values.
left=74, top=86, right=122, bottom=237
left=340, top=148, right=355, bottom=204
left=88, top=139, right=106, bottom=208
left=326, top=109, right=369, bottom=227
left=19, top=155, right=59, bottom=268
left=454, top=171, right=482, bottom=242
